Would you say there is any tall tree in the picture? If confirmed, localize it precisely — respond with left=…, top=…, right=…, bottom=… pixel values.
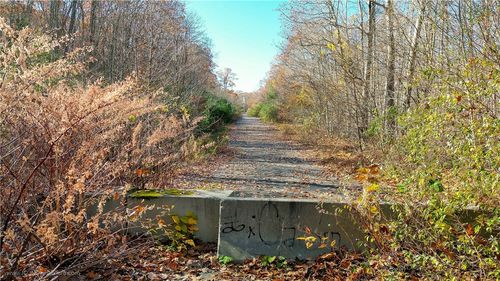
left=218, top=68, right=238, bottom=91
left=405, top=0, right=425, bottom=109
left=361, top=0, right=376, bottom=135
left=384, top=0, right=395, bottom=133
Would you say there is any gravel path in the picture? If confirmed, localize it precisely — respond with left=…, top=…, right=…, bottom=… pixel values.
left=176, top=115, right=348, bottom=199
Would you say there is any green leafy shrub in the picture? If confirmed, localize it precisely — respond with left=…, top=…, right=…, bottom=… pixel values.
left=189, top=94, right=236, bottom=159
left=247, top=87, right=279, bottom=121
left=258, top=102, right=279, bottom=122
left=218, top=255, right=233, bottom=265
left=260, top=256, right=287, bottom=268
left=367, top=59, right=500, bottom=279
left=247, top=103, right=262, bottom=117
left=394, top=59, right=499, bottom=205
left=247, top=101, right=279, bottom=122
left=169, top=211, right=198, bottom=251
left=198, top=95, right=237, bottom=133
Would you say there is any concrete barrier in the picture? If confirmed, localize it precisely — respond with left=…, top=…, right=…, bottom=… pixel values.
left=217, top=198, right=367, bottom=261
left=85, top=194, right=126, bottom=232
left=127, top=190, right=231, bottom=242
left=89, top=189, right=492, bottom=263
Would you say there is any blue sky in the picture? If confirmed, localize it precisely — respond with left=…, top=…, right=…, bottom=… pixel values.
left=186, top=1, right=284, bottom=92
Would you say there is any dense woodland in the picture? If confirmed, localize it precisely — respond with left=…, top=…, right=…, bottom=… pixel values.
left=0, top=0, right=498, bottom=280
left=250, top=0, right=499, bottom=278
left=250, top=0, right=498, bottom=203
left=267, top=0, right=498, bottom=140
left=6, top=0, right=217, bottom=91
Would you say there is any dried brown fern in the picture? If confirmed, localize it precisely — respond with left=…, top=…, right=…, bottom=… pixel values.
left=0, top=18, right=197, bottom=278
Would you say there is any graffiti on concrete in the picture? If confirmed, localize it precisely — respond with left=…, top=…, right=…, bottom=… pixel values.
left=221, top=201, right=341, bottom=249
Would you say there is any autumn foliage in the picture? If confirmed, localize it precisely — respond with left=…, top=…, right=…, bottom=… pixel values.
left=0, top=18, right=204, bottom=277
left=263, top=1, right=499, bottom=279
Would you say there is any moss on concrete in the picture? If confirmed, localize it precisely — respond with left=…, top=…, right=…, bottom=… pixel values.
left=129, top=188, right=194, bottom=198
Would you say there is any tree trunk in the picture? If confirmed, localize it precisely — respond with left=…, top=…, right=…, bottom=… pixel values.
left=65, top=0, right=78, bottom=53
left=89, top=0, right=98, bottom=45
left=405, top=0, right=425, bottom=109
left=67, top=0, right=78, bottom=35
left=361, top=0, right=376, bottom=135
left=49, top=0, right=61, bottom=32
left=385, top=0, right=396, bottom=134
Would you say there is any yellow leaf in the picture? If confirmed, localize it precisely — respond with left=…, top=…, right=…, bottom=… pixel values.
left=367, top=183, right=379, bottom=192
left=357, top=167, right=369, bottom=174
left=330, top=240, right=337, bottom=247
left=175, top=225, right=182, bottom=231
left=306, top=236, right=317, bottom=242
left=318, top=243, right=327, bottom=249
left=370, top=205, right=378, bottom=214
left=171, top=215, right=179, bottom=224
left=187, top=217, right=197, bottom=225
left=185, top=239, right=195, bottom=247
left=306, top=242, right=314, bottom=249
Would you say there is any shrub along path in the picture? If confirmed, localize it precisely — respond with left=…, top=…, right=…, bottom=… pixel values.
left=175, top=115, right=356, bottom=199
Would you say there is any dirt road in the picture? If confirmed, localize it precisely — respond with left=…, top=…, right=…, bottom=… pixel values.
left=177, top=115, right=347, bottom=199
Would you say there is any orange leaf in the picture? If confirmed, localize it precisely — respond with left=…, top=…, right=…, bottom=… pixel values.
left=38, top=266, right=48, bottom=273
left=167, top=261, right=179, bottom=270
left=158, top=218, right=167, bottom=228
left=465, top=224, right=474, bottom=236
left=340, top=259, right=351, bottom=268
left=134, top=205, right=145, bottom=214
left=305, top=226, right=311, bottom=235
left=319, top=252, right=336, bottom=260
left=369, top=165, right=379, bottom=174
left=442, top=247, right=455, bottom=259
left=355, top=174, right=368, bottom=181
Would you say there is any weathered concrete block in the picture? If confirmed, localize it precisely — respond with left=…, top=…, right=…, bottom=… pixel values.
left=86, top=189, right=493, bottom=263
left=217, top=198, right=366, bottom=262
left=85, top=194, right=127, bottom=232
left=127, top=190, right=231, bottom=242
